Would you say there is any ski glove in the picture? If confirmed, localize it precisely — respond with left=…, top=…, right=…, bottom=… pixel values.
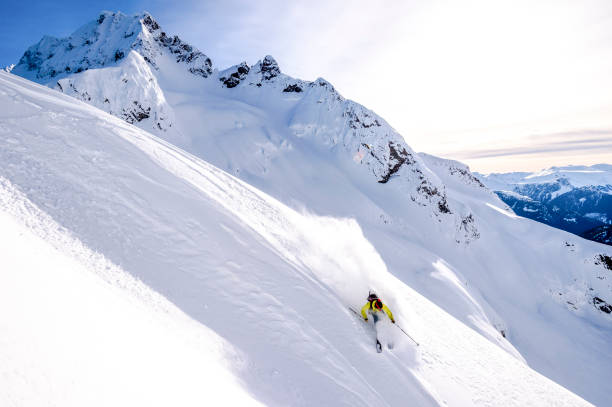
left=391, top=319, right=396, bottom=324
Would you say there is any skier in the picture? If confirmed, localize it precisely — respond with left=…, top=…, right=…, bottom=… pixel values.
left=350, top=292, right=419, bottom=349
left=360, top=292, right=395, bottom=324
left=359, top=292, right=395, bottom=352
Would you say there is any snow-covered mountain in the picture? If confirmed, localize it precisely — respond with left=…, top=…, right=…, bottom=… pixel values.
left=478, top=165, right=612, bottom=244
left=4, top=11, right=612, bottom=406
left=12, top=11, right=451, bottom=215
left=478, top=165, right=612, bottom=190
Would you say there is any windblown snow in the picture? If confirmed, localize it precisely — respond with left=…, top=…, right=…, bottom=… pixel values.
left=0, top=70, right=599, bottom=407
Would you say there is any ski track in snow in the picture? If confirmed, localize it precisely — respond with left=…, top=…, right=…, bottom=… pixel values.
left=0, top=71, right=598, bottom=406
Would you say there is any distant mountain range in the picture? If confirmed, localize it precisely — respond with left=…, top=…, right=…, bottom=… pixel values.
left=476, top=165, right=612, bottom=245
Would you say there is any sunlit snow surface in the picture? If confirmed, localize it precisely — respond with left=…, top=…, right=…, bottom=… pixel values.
left=0, top=72, right=607, bottom=406
left=0, top=178, right=263, bottom=407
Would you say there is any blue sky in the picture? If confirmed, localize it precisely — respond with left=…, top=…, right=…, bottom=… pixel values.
left=3, top=0, right=612, bottom=172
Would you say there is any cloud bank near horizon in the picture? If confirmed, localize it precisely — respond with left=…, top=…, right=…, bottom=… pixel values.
left=454, top=129, right=612, bottom=160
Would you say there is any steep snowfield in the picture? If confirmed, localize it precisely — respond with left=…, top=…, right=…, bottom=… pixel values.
left=144, top=59, right=612, bottom=404
left=0, top=179, right=263, bottom=407
left=0, top=71, right=596, bottom=406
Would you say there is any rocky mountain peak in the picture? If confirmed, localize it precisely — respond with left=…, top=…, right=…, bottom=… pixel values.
left=219, top=62, right=250, bottom=88
left=11, top=11, right=212, bottom=82
left=219, top=55, right=281, bottom=88
left=141, top=12, right=161, bottom=32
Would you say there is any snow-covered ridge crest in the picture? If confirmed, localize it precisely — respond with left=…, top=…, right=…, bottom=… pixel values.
left=419, top=153, right=486, bottom=189
left=477, top=164, right=612, bottom=190
left=55, top=51, right=175, bottom=133
left=217, top=53, right=455, bottom=216
left=11, top=11, right=204, bottom=139
left=285, top=76, right=453, bottom=214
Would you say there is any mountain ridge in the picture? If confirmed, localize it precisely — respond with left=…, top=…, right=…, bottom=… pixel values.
left=478, top=165, right=612, bottom=244
left=12, top=10, right=456, bottom=224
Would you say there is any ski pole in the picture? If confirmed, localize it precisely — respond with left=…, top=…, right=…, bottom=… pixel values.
left=395, top=324, right=419, bottom=346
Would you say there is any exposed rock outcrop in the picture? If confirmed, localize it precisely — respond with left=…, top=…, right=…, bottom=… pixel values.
left=219, top=62, right=250, bottom=88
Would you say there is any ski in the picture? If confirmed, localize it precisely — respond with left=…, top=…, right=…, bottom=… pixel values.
left=349, top=306, right=419, bottom=348
left=349, top=307, right=384, bottom=352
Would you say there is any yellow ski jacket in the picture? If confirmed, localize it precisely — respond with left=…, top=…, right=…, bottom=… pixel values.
left=361, top=301, right=395, bottom=323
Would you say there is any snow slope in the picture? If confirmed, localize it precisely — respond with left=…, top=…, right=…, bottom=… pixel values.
left=0, top=178, right=262, bottom=407
left=0, top=71, right=596, bottom=406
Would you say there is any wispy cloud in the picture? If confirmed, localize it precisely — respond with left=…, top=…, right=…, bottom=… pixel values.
left=453, top=129, right=612, bottom=159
